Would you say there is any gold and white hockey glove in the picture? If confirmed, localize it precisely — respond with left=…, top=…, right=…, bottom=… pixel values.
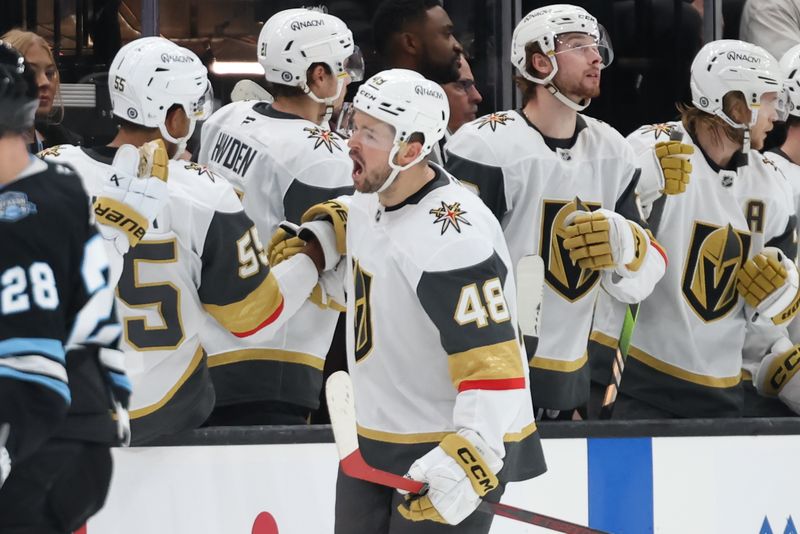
left=267, top=225, right=306, bottom=267
left=562, top=208, right=649, bottom=276
left=737, top=247, right=800, bottom=325
left=93, top=140, right=169, bottom=255
left=268, top=223, right=345, bottom=311
left=397, top=430, right=502, bottom=525
left=654, top=140, right=694, bottom=195
left=298, top=200, right=349, bottom=271
left=755, top=338, right=800, bottom=414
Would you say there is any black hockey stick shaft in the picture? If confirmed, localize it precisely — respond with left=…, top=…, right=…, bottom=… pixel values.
left=600, top=127, right=682, bottom=419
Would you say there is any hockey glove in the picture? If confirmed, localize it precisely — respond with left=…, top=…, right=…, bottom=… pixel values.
left=298, top=200, right=349, bottom=271
left=397, top=430, right=503, bottom=525
left=654, top=140, right=694, bottom=195
left=562, top=209, right=649, bottom=276
left=737, top=247, right=800, bottom=325
left=0, top=423, right=10, bottom=490
left=99, top=348, right=132, bottom=446
left=755, top=338, right=800, bottom=414
left=94, top=140, right=169, bottom=255
left=267, top=224, right=306, bottom=267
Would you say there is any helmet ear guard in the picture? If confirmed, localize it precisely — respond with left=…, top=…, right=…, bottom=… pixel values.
left=352, top=69, right=450, bottom=193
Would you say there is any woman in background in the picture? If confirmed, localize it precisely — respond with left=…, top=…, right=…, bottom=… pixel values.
left=2, top=29, right=82, bottom=151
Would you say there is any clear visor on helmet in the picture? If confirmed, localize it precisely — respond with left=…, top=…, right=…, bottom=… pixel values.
left=186, top=81, right=214, bottom=121
left=341, top=46, right=365, bottom=83
left=553, top=26, right=614, bottom=68
left=345, top=108, right=396, bottom=151
left=758, top=91, right=785, bottom=124
left=776, top=87, right=791, bottom=122
left=335, top=101, right=356, bottom=137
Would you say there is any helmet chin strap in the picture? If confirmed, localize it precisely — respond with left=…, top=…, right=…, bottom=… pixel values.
left=159, top=120, right=197, bottom=160
left=717, top=107, right=758, bottom=154
left=305, top=77, right=346, bottom=125
left=376, top=144, right=426, bottom=194
left=547, top=83, right=590, bottom=112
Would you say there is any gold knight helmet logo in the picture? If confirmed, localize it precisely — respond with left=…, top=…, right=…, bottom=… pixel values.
left=682, top=222, right=751, bottom=322
left=540, top=197, right=601, bottom=302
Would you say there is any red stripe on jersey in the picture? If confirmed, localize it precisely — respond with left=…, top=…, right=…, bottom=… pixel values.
left=458, top=377, right=526, bottom=392
left=232, top=297, right=285, bottom=338
left=650, top=239, right=668, bottom=267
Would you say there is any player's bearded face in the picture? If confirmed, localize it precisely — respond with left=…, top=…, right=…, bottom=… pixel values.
left=552, top=33, right=603, bottom=101
left=348, top=112, right=396, bottom=193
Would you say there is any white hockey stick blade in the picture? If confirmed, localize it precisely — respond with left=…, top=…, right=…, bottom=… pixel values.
left=230, top=79, right=273, bottom=103
left=326, top=371, right=359, bottom=460
left=326, top=371, right=424, bottom=492
left=517, top=254, right=545, bottom=338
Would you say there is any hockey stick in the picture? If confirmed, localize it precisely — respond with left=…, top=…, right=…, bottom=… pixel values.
left=599, top=127, right=682, bottom=419
left=517, top=254, right=545, bottom=344
left=230, top=79, right=274, bottom=103
left=326, top=371, right=607, bottom=534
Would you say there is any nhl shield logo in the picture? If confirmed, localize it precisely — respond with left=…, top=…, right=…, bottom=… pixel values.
left=682, top=222, right=751, bottom=322
left=539, top=197, right=602, bottom=302
left=0, top=192, right=38, bottom=222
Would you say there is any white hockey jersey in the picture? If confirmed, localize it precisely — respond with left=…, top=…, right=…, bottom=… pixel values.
left=589, top=122, right=797, bottom=417
left=346, top=164, right=545, bottom=481
left=764, top=148, right=800, bottom=345
left=198, top=101, right=354, bottom=410
left=445, top=111, right=666, bottom=411
left=41, top=144, right=317, bottom=442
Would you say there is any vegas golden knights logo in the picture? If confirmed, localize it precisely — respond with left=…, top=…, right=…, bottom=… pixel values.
left=353, top=259, right=374, bottom=362
left=682, top=222, right=751, bottom=322
left=539, top=198, right=601, bottom=302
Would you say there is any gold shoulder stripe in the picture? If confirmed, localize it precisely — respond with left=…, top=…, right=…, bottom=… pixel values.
left=130, top=346, right=204, bottom=419
left=448, top=339, right=524, bottom=391
left=203, top=271, right=283, bottom=336
left=207, top=348, right=324, bottom=371
left=628, top=345, right=741, bottom=388
left=530, top=351, right=588, bottom=372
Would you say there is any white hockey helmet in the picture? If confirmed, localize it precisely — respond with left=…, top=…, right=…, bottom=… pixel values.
left=690, top=40, right=782, bottom=129
left=257, top=8, right=363, bottom=113
left=109, top=37, right=213, bottom=156
left=352, top=69, right=449, bottom=193
left=780, top=43, right=800, bottom=118
left=511, top=4, right=613, bottom=111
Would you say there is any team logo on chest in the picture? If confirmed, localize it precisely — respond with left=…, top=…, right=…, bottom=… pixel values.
left=430, top=201, right=471, bottom=235
left=303, top=127, right=343, bottom=152
left=352, top=259, right=375, bottom=363
left=476, top=112, right=514, bottom=131
left=682, top=222, right=751, bottom=322
left=640, top=123, right=673, bottom=140
left=539, top=198, right=601, bottom=302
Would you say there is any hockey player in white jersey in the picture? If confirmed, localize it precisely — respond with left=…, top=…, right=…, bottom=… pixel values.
left=198, top=8, right=363, bottom=425
left=445, top=4, right=667, bottom=420
left=42, top=37, right=329, bottom=444
left=273, top=68, right=545, bottom=532
left=590, top=40, right=800, bottom=418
